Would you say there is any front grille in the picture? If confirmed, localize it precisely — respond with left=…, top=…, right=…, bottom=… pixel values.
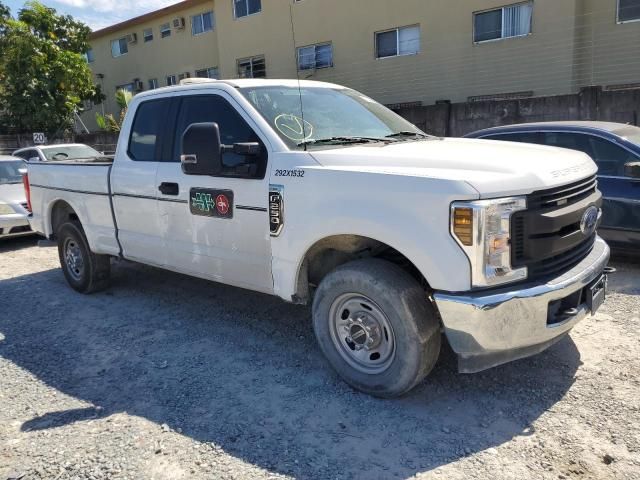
left=527, top=175, right=598, bottom=209
left=525, top=234, right=596, bottom=279
left=512, top=175, right=602, bottom=281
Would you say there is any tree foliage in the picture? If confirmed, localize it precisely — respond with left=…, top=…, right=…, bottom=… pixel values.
left=0, top=1, right=103, bottom=135
left=96, top=89, right=132, bottom=132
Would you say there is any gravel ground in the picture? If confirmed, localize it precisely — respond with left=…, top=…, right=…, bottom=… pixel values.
left=0, top=237, right=639, bottom=480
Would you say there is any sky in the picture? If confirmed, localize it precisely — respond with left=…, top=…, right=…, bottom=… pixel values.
left=3, top=0, right=178, bottom=30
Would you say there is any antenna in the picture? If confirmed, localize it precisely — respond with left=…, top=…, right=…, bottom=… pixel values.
left=289, top=4, right=307, bottom=151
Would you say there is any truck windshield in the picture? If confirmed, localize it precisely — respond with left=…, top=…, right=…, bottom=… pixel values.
left=240, top=86, right=430, bottom=149
left=41, top=145, right=103, bottom=161
left=0, top=160, right=26, bottom=185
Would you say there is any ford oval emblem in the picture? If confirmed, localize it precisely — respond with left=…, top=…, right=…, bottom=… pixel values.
left=580, top=206, right=600, bottom=236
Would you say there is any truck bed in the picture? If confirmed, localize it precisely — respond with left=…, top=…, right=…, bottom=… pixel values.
left=27, top=161, right=120, bottom=257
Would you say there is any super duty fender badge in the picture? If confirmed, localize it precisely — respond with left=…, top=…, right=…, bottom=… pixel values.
left=269, top=185, right=284, bottom=236
left=190, top=188, right=234, bottom=219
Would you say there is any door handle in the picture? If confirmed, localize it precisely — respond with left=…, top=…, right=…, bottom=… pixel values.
left=159, top=182, right=179, bottom=196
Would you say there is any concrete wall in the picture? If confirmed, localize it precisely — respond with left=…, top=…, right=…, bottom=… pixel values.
left=396, top=86, right=640, bottom=137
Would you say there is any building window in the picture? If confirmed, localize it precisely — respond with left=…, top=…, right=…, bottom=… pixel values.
left=375, top=25, right=420, bottom=59
left=474, top=2, right=533, bottom=43
left=297, top=43, right=333, bottom=70
left=143, top=28, right=153, bottom=42
left=195, top=67, right=219, bottom=78
left=116, top=83, right=135, bottom=93
left=110, top=37, right=128, bottom=57
left=192, top=11, right=214, bottom=35
left=237, top=56, right=266, bottom=78
left=84, top=49, right=95, bottom=63
left=618, top=0, right=640, bottom=22
left=234, top=0, right=261, bottom=18
left=149, top=78, right=158, bottom=89
left=160, top=23, right=171, bottom=38
left=178, top=72, right=191, bottom=81
left=166, top=75, right=177, bottom=86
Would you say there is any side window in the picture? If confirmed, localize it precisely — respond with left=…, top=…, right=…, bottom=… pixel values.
left=484, top=132, right=542, bottom=144
left=128, top=99, right=171, bottom=161
left=14, top=150, right=32, bottom=160
left=173, top=95, right=267, bottom=179
left=588, top=137, right=637, bottom=177
left=541, top=132, right=594, bottom=157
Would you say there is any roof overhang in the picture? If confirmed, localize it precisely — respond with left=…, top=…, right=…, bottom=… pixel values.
left=89, top=0, right=211, bottom=40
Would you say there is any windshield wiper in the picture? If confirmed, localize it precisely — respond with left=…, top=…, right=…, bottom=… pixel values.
left=385, top=131, right=431, bottom=139
left=298, top=136, right=388, bottom=147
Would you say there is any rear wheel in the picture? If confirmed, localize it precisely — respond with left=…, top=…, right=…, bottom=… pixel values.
left=312, top=259, right=441, bottom=398
left=57, top=221, right=111, bottom=294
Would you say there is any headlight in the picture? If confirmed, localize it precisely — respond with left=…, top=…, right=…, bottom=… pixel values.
left=451, top=197, right=528, bottom=288
left=0, top=202, right=15, bottom=215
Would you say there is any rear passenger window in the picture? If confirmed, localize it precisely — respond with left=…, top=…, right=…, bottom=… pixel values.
left=541, top=132, right=594, bottom=158
left=128, top=99, right=170, bottom=161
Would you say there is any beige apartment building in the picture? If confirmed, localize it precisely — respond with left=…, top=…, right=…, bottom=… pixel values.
left=82, top=0, right=640, bottom=131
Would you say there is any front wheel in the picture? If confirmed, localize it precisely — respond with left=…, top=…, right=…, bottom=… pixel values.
left=57, top=221, right=111, bottom=294
left=312, top=259, right=441, bottom=398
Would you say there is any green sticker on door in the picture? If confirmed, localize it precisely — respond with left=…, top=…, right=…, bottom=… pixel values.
left=190, top=188, right=234, bottom=219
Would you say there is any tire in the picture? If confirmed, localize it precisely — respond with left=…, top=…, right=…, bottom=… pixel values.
left=57, top=221, right=111, bottom=294
left=312, top=259, right=441, bottom=398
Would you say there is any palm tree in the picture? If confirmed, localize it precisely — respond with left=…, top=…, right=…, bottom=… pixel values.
left=95, top=88, right=132, bottom=132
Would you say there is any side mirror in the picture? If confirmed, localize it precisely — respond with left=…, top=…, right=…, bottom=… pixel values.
left=181, top=122, right=223, bottom=176
left=28, top=157, right=40, bottom=163
left=624, top=161, right=640, bottom=179
left=233, top=142, right=261, bottom=156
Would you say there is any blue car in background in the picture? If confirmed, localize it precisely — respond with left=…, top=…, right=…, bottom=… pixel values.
left=465, top=122, right=640, bottom=255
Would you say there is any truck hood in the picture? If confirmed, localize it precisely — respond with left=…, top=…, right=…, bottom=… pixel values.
left=308, top=138, right=598, bottom=198
left=0, top=183, right=26, bottom=204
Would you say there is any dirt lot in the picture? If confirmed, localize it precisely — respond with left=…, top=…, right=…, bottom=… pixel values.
left=0, top=237, right=639, bottom=480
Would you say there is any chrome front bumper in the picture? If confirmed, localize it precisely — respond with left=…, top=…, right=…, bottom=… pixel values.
left=434, top=236, right=610, bottom=373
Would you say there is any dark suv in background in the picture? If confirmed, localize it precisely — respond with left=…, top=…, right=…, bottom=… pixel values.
left=465, top=122, right=640, bottom=254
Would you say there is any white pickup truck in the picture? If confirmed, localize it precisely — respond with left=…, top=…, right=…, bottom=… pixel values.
left=26, top=79, right=610, bottom=397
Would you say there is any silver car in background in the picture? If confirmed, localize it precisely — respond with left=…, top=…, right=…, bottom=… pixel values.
left=0, top=156, right=32, bottom=239
left=13, top=143, right=106, bottom=162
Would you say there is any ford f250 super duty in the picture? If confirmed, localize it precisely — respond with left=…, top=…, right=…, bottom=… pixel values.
left=26, top=79, right=610, bottom=397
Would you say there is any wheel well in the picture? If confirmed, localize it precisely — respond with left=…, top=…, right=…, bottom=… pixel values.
left=50, top=200, right=79, bottom=238
left=295, top=235, right=429, bottom=304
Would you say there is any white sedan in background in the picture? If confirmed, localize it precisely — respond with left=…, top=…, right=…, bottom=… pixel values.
left=0, top=156, right=32, bottom=239
left=13, top=143, right=106, bottom=162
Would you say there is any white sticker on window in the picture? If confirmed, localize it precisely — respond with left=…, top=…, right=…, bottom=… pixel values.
left=274, top=114, right=314, bottom=142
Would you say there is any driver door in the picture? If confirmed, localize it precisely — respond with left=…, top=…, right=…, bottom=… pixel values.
left=155, top=91, right=273, bottom=293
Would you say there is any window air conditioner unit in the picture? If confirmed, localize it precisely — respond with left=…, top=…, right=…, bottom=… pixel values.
left=127, top=33, right=138, bottom=44
left=133, top=80, right=144, bottom=91
left=178, top=72, right=191, bottom=81
left=173, top=17, right=185, bottom=29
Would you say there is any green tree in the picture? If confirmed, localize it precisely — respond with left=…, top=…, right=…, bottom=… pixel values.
left=0, top=1, right=103, bottom=135
left=96, top=88, right=133, bottom=133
